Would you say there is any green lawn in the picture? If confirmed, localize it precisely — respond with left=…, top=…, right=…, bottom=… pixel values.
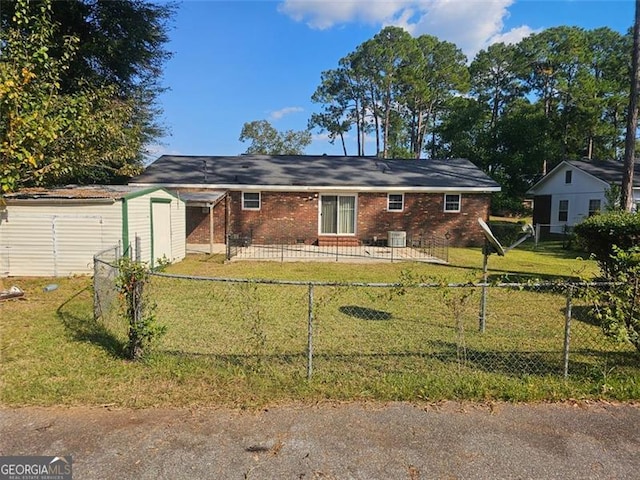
left=1, top=242, right=638, bottom=408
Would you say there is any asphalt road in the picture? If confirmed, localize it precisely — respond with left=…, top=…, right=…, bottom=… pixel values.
left=1, top=401, right=639, bottom=479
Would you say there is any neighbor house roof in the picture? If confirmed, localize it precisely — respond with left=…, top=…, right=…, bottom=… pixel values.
left=528, top=159, right=640, bottom=194
left=566, top=159, right=640, bottom=186
left=131, top=155, right=501, bottom=193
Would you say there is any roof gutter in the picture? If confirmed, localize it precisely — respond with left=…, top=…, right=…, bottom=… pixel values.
left=131, top=183, right=501, bottom=193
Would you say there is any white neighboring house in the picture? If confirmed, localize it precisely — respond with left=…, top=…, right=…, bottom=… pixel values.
left=0, top=185, right=185, bottom=277
left=527, top=160, right=640, bottom=235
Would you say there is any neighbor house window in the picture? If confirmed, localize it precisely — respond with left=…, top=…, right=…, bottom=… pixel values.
left=242, top=192, right=260, bottom=210
left=588, top=199, right=601, bottom=217
left=320, top=195, right=356, bottom=234
left=387, top=193, right=404, bottom=211
left=565, top=170, right=572, bottom=184
left=558, top=199, right=569, bottom=222
left=444, top=194, right=461, bottom=212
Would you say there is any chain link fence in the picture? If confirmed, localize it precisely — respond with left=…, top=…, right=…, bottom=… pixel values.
left=93, top=245, right=121, bottom=322
left=92, top=259, right=638, bottom=382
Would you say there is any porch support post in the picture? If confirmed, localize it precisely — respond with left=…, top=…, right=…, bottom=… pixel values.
left=208, top=203, right=214, bottom=254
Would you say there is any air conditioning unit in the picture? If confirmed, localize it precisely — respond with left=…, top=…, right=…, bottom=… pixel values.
left=387, top=231, right=407, bottom=248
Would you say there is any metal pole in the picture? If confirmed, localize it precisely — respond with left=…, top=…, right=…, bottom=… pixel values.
left=209, top=203, right=214, bottom=255
left=563, top=286, right=573, bottom=379
left=307, top=284, right=314, bottom=380
left=93, top=254, right=99, bottom=321
left=479, top=245, right=489, bottom=332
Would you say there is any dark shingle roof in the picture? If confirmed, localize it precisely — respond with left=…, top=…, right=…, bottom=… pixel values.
left=132, top=155, right=500, bottom=191
left=567, top=159, right=640, bottom=187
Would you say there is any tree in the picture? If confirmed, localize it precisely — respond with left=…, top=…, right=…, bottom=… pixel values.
left=239, top=120, right=312, bottom=155
left=0, top=0, right=144, bottom=193
left=309, top=68, right=355, bottom=155
left=622, top=0, right=640, bottom=211
left=399, top=34, right=469, bottom=158
left=0, top=0, right=176, bottom=184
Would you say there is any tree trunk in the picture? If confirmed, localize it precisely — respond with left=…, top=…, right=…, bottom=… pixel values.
left=354, top=98, right=362, bottom=156
left=340, top=132, right=347, bottom=156
left=622, top=0, right=640, bottom=211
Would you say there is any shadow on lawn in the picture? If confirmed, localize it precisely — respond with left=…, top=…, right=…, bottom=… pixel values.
left=424, top=339, right=563, bottom=375
left=339, top=305, right=392, bottom=321
left=56, top=286, right=126, bottom=358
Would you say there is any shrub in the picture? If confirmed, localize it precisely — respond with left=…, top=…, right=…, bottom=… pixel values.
left=116, top=257, right=165, bottom=360
left=574, top=211, right=640, bottom=278
left=588, top=246, right=640, bottom=352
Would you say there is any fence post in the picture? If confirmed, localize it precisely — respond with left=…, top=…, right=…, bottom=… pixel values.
left=307, top=283, right=314, bottom=380
left=563, top=285, right=574, bottom=379
left=135, top=235, right=142, bottom=262
left=479, top=246, right=489, bottom=332
left=93, top=254, right=99, bottom=321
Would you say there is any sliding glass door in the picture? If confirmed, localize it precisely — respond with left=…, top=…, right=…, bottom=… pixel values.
left=320, top=195, right=355, bottom=235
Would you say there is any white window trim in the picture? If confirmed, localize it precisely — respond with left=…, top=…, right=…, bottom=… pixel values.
left=444, top=193, right=461, bottom=213
left=387, top=193, right=404, bottom=212
left=242, top=191, right=261, bottom=210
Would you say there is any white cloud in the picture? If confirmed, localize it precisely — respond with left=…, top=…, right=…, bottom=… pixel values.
left=279, top=0, right=536, bottom=58
left=269, top=106, right=304, bottom=120
left=488, top=25, right=538, bottom=46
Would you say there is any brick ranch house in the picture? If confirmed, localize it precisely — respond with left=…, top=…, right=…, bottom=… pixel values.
left=131, top=155, right=501, bottom=248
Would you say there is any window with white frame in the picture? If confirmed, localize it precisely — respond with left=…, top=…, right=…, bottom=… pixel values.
left=444, top=193, right=461, bottom=212
left=387, top=193, right=404, bottom=211
left=242, top=192, right=260, bottom=210
left=320, top=195, right=356, bottom=234
left=588, top=199, right=601, bottom=217
left=558, top=199, right=569, bottom=222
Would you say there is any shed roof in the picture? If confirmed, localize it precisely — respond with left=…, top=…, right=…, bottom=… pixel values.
left=131, top=155, right=501, bottom=192
left=4, top=185, right=160, bottom=201
left=4, top=185, right=181, bottom=204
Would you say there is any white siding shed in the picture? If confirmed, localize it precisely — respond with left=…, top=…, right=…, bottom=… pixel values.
left=0, top=186, right=185, bottom=277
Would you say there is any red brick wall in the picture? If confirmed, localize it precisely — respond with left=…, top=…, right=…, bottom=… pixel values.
left=185, top=202, right=227, bottom=244
left=224, top=191, right=490, bottom=247
left=228, top=191, right=318, bottom=244
left=179, top=189, right=490, bottom=247
left=358, top=193, right=490, bottom=246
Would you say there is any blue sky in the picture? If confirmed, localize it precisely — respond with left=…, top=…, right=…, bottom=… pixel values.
left=152, top=0, right=635, bottom=160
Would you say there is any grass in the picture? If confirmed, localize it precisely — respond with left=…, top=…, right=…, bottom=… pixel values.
left=1, top=241, right=637, bottom=409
